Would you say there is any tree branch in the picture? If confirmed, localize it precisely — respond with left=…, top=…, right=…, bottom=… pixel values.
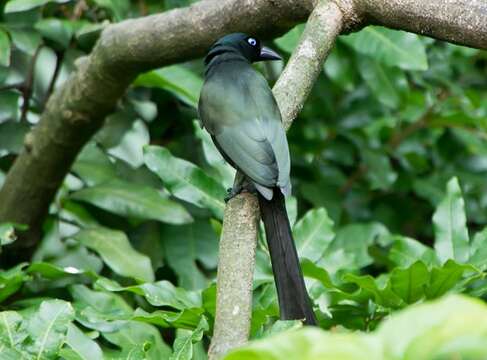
left=208, top=1, right=345, bottom=358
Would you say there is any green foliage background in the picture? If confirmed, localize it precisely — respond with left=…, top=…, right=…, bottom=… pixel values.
left=0, top=0, right=486, bottom=359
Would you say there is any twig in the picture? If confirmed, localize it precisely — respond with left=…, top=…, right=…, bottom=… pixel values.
left=43, top=51, right=65, bottom=108
left=208, top=1, right=347, bottom=359
left=20, top=46, right=42, bottom=122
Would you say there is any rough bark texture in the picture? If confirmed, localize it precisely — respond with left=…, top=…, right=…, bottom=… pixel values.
left=359, top=0, right=487, bottom=49
left=1, top=0, right=486, bottom=254
left=208, top=1, right=345, bottom=358
left=208, top=193, right=260, bottom=359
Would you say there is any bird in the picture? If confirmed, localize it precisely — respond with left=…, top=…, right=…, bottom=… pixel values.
left=198, top=33, right=317, bottom=325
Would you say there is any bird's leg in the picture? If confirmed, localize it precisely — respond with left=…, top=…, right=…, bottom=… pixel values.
left=225, top=171, right=256, bottom=202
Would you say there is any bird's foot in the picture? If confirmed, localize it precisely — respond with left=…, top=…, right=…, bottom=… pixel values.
left=224, top=183, right=257, bottom=203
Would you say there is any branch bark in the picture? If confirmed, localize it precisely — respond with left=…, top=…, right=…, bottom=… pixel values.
left=208, top=1, right=345, bottom=359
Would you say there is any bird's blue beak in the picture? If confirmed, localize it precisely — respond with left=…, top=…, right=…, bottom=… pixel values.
left=259, top=46, right=282, bottom=61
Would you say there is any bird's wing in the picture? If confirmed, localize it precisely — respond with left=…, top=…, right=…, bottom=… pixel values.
left=199, top=65, right=291, bottom=197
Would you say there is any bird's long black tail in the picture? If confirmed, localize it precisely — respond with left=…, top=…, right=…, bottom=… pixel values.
left=257, top=189, right=317, bottom=325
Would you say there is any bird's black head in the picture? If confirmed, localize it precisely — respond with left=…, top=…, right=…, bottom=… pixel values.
left=204, top=33, right=281, bottom=65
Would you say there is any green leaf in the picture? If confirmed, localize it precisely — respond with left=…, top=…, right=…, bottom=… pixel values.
left=342, top=26, right=428, bottom=70
left=61, top=323, right=103, bottom=360
left=0, top=264, right=29, bottom=303
left=25, top=300, right=75, bottom=360
left=8, top=29, right=42, bottom=55
left=274, top=24, right=304, bottom=53
left=70, top=179, right=193, bottom=225
left=0, top=29, right=11, bottom=67
left=321, top=222, right=389, bottom=273
left=389, top=261, right=429, bottom=304
left=469, top=227, right=487, bottom=270
left=387, top=235, right=438, bottom=268
left=135, top=65, right=203, bottom=108
left=107, top=119, right=150, bottom=167
left=95, top=277, right=201, bottom=310
left=357, top=57, right=407, bottom=108
left=132, top=308, right=202, bottom=330
left=361, top=149, right=397, bottom=190
left=170, top=317, right=208, bottom=360
left=102, top=321, right=172, bottom=360
left=144, top=146, right=226, bottom=219
left=161, top=220, right=218, bottom=290
left=0, top=121, right=30, bottom=155
left=34, top=18, right=73, bottom=48
left=0, top=92, right=20, bottom=123
left=72, top=143, right=117, bottom=186
left=5, top=0, right=71, bottom=13
left=0, top=311, right=27, bottom=349
left=293, top=208, right=334, bottom=262
left=425, top=259, right=477, bottom=299
left=74, top=227, right=154, bottom=282
left=433, top=177, right=470, bottom=263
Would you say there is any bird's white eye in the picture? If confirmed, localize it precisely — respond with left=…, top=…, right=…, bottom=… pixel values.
left=247, top=38, right=257, bottom=46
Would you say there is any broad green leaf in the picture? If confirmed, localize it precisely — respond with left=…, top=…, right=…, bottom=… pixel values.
left=95, top=277, right=201, bottom=310
left=293, top=208, right=334, bottom=262
left=92, top=0, right=130, bottom=21
left=161, top=220, right=219, bottom=290
left=5, top=0, right=71, bottom=13
left=25, top=300, right=75, bottom=360
left=135, top=65, right=203, bottom=108
left=34, top=18, right=73, bottom=48
left=170, top=317, right=208, bottom=360
left=74, top=227, right=154, bottom=282
left=107, top=119, right=150, bottom=167
left=69, top=284, right=132, bottom=332
left=0, top=311, right=27, bottom=348
left=323, top=43, right=356, bottom=91
left=274, top=24, right=304, bottom=53
left=433, top=177, right=470, bottom=263
left=362, top=149, right=397, bottom=190
left=357, top=57, right=407, bottom=108
left=425, top=260, right=477, bottom=299
left=61, top=323, right=103, bottom=360
left=387, top=235, right=438, bottom=267
left=0, top=264, right=29, bottom=303
left=102, top=321, right=172, bottom=360
left=321, top=222, right=389, bottom=273
left=144, top=146, right=226, bottom=218
left=342, top=26, right=428, bottom=70
left=343, top=273, right=403, bottom=308
left=72, top=143, right=117, bottom=186
left=469, top=227, right=487, bottom=270
left=0, top=30, right=11, bottom=67
left=0, top=92, right=20, bottom=123
left=389, top=261, right=429, bottom=304
left=0, top=121, right=30, bottom=155
left=71, top=179, right=193, bottom=225
left=7, top=29, right=42, bottom=55
left=133, top=308, right=203, bottom=330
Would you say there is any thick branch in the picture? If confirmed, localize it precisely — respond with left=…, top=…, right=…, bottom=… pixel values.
left=360, top=0, right=487, bottom=49
left=208, top=2, right=344, bottom=359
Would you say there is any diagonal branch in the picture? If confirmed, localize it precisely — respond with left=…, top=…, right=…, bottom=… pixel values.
left=208, top=1, right=347, bottom=359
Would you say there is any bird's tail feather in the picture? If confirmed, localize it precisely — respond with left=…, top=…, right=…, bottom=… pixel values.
left=257, top=189, right=317, bottom=325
